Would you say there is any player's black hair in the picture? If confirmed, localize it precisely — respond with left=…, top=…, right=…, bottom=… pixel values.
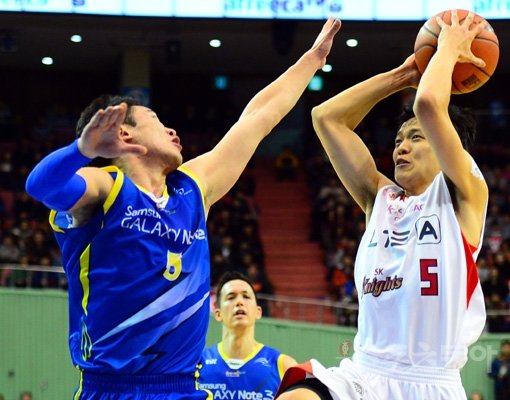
left=397, top=104, right=477, bottom=151
left=215, top=271, right=258, bottom=307
left=76, top=94, right=141, bottom=138
left=74, top=94, right=141, bottom=166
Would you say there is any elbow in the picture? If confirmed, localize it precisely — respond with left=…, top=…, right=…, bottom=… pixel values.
left=25, top=169, right=42, bottom=200
left=311, top=104, right=331, bottom=132
left=312, top=103, right=344, bottom=136
left=25, top=166, right=56, bottom=204
left=413, top=92, right=442, bottom=121
left=311, top=104, right=326, bottom=124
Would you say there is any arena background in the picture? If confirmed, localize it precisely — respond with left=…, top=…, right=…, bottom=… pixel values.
left=1, top=4, right=510, bottom=400
left=1, top=289, right=508, bottom=400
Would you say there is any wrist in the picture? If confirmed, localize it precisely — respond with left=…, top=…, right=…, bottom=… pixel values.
left=26, top=139, right=92, bottom=210
left=76, top=138, right=94, bottom=160
left=299, top=51, right=322, bottom=72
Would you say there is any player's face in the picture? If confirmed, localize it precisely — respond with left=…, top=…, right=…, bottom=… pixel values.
left=127, top=106, right=183, bottom=166
left=216, top=280, right=262, bottom=329
left=393, top=118, right=441, bottom=195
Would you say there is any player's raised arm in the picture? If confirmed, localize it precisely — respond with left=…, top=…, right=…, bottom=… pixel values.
left=182, top=18, right=341, bottom=211
left=311, top=55, right=419, bottom=215
left=413, top=10, right=488, bottom=245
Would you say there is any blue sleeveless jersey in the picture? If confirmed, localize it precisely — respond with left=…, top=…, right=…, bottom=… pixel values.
left=199, top=344, right=283, bottom=400
left=49, top=166, right=211, bottom=376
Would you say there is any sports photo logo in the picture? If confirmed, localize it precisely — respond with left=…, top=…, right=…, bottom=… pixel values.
left=339, top=340, right=352, bottom=357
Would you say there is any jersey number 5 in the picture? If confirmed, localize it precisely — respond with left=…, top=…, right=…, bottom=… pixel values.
left=420, top=259, right=438, bottom=296
left=164, top=251, right=182, bottom=281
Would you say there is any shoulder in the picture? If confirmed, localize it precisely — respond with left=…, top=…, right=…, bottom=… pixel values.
left=170, top=166, right=206, bottom=200
left=277, top=353, right=298, bottom=373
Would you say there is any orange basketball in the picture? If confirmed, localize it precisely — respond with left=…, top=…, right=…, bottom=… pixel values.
left=414, top=9, right=499, bottom=94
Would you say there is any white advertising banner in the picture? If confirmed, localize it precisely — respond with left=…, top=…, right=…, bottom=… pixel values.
left=0, top=0, right=508, bottom=20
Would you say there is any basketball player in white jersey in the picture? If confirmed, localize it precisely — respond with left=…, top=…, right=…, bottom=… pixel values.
left=276, top=10, right=489, bottom=400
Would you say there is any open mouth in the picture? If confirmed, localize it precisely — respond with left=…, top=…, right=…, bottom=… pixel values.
left=171, top=138, right=182, bottom=150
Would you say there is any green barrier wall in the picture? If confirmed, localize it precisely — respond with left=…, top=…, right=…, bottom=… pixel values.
left=0, top=289, right=506, bottom=400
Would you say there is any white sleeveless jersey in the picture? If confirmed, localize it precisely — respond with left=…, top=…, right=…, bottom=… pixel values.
left=354, top=171, right=487, bottom=369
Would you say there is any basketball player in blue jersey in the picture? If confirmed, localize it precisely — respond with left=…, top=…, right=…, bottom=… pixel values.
left=24, top=18, right=341, bottom=400
left=277, top=10, right=489, bottom=400
left=199, top=271, right=296, bottom=400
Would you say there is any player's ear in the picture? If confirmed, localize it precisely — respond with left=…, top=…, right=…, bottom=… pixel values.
left=120, top=126, right=134, bottom=141
left=213, top=307, right=223, bottom=322
left=255, top=305, right=262, bottom=320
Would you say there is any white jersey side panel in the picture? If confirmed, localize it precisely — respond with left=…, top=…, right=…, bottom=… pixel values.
left=354, top=172, right=487, bottom=368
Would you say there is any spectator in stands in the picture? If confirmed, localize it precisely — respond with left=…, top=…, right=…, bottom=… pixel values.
left=486, top=293, right=510, bottom=333
left=0, top=233, right=21, bottom=286
left=238, top=221, right=265, bottom=266
left=468, top=390, right=484, bottom=400
left=482, top=268, right=508, bottom=306
left=489, top=340, right=510, bottom=400
left=275, top=145, right=300, bottom=181
left=0, top=151, right=15, bottom=189
left=9, top=214, right=33, bottom=254
left=13, top=191, right=48, bottom=221
left=246, top=262, right=274, bottom=316
left=11, top=254, right=29, bottom=288
left=19, top=391, right=32, bottom=400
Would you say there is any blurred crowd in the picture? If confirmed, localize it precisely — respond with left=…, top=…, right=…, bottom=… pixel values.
left=1, top=95, right=510, bottom=331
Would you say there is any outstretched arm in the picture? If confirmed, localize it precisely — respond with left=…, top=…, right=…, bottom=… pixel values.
left=413, top=10, right=488, bottom=246
left=182, top=18, right=341, bottom=211
left=311, top=56, right=419, bottom=215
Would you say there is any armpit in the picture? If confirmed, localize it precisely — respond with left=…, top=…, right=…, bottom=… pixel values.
left=470, top=159, right=484, bottom=181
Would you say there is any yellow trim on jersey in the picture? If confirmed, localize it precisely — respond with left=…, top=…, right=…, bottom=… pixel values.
left=218, top=342, right=264, bottom=364
left=101, top=165, right=124, bottom=215
left=79, top=244, right=91, bottom=316
left=276, top=354, right=285, bottom=379
left=178, top=165, right=207, bottom=215
left=48, top=209, right=64, bottom=233
left=73, top=370, right=83, bottom=399
left=135, top=182, right=170, bottom=198
left=79, top=245, right=93, bottom=361
left=203, top=389, right=214, bottom=400
left=196, top=362, right=214, bottom=399
left=48, top=165, right=124, bottom=232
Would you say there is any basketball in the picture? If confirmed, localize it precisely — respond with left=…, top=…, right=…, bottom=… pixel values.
left=414, top=9, right=499, bottom=94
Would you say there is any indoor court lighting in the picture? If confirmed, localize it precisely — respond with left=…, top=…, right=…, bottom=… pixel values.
left=346, top=38, right=358, bottom=48
left=209, top=39, right=221, bottom=48
left=322, top=64, right=332, bottom=72
left=308, top=75, right=323, bottom=91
